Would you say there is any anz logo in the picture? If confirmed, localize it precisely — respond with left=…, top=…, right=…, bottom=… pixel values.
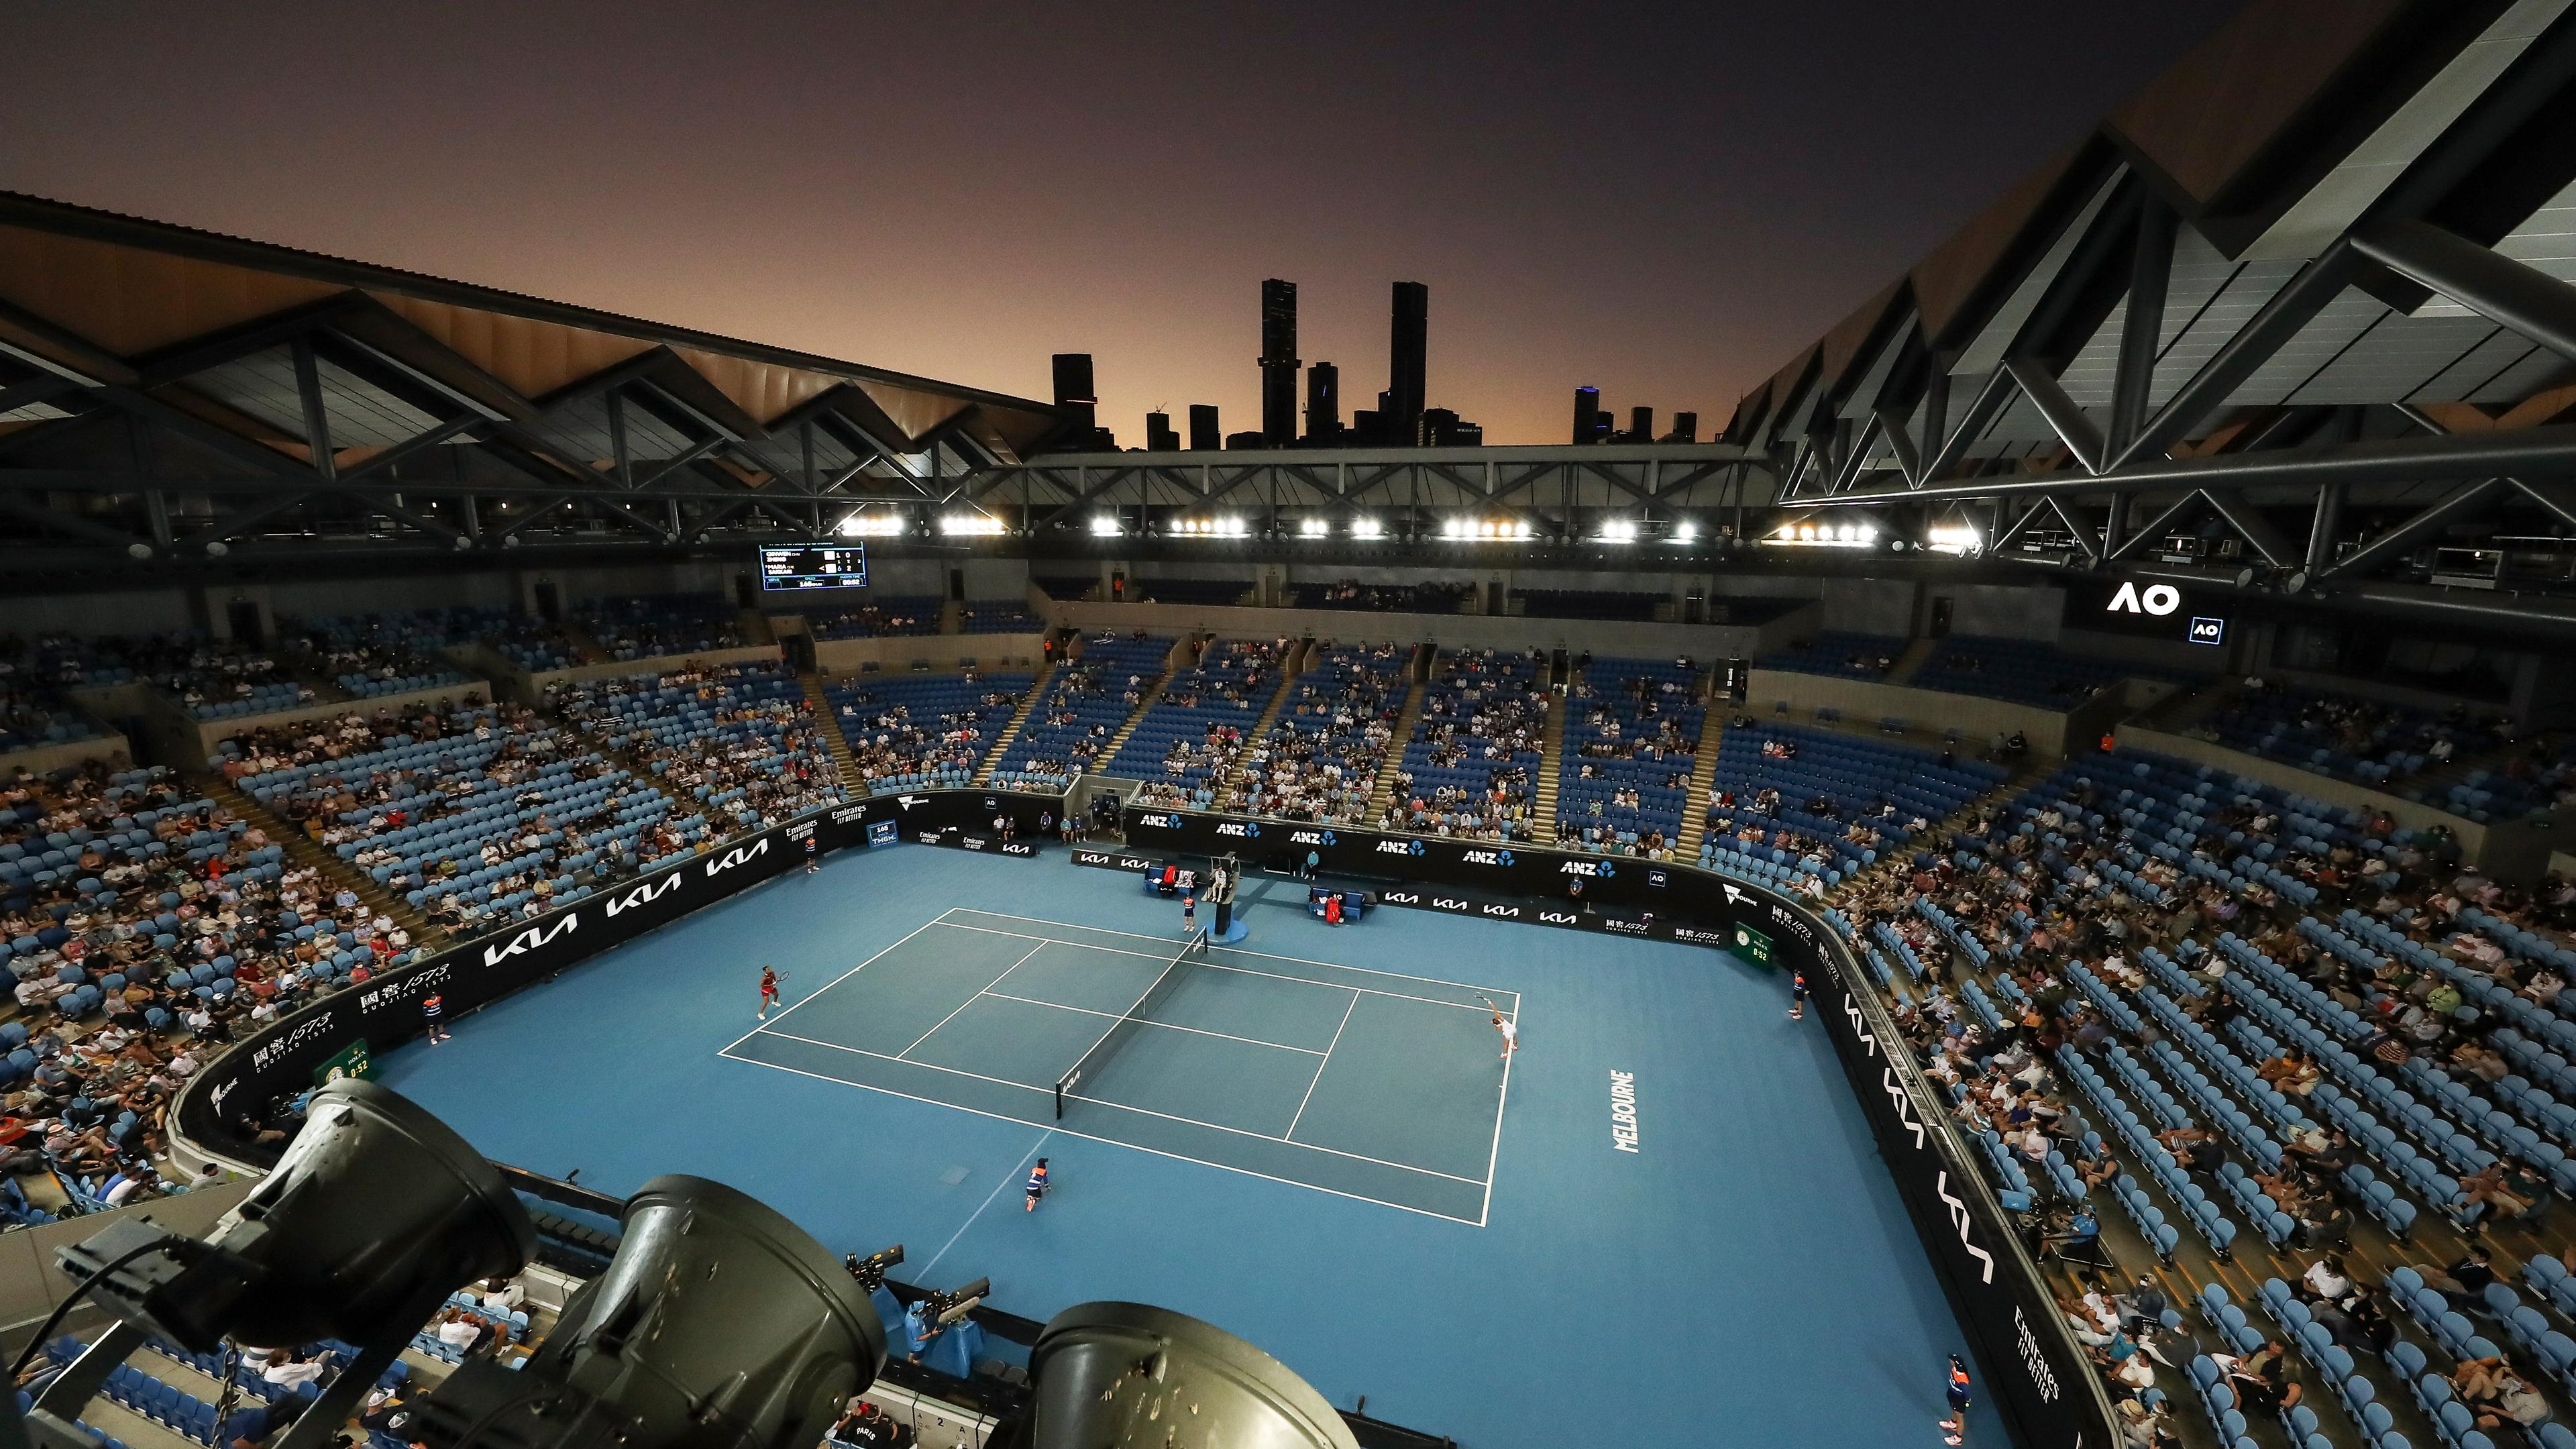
left=1215, top=821, right=1262, bottom=838
left=1133, top=812, right=1179, bottom=829
left=1377, top=839, right=1426, bottom=856
left=1559, top=859, right=1615, bottom=878
left=702, top=839, right=769, bottom=877
left=603, top=872, right=685, bottom=917
left=1459, top=848, right=1513, bottom=867
left=1287, top=829, right=1337, bottom=846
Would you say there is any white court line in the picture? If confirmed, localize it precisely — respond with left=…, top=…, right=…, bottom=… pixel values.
left=979, top=989, right=1327, bottom=1055
left=898, top=938, right=1049, bottom=1059
left=1283, top=987, right=1360, bottom=1141
left=939, top=920, right=1499, bottom=1014
left=947, top=907, right=1521, bottom=1008
left=718, top=911, right=961, bottom=1053
left=716, top=1042, right=1484, bottom=1228
left=1483, top=997, right=1517, bottom=1228
left=920, top=1130, right=1052, bottom=1279
left=745, top=1026, right=1489, bottom=1187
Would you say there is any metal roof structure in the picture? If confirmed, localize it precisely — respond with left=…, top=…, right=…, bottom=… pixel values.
left=0, top=191, right=1067, bottom=576
left=1722, top=0, right=2576, bottom=625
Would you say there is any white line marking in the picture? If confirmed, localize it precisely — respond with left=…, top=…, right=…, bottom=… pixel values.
left=716, top=1043, right=1483, bottom=1226
left=940, top=919, right=1498, bottom=1013
left=743, top=1027, right=1489, bottom=1186
left=920, top=1131, right=1051, bottom=1278
left=720, top=912, right=957, bottom=1051
left=979, top=989, right=1327, bottom=1055
left=1285, top=988, right=1361, bottom=1140
left=898, top=939, right=1049, bottom=1059
left=1483, top=995, right=1517, bottom=1229
left=949, top=907, right=1521, bottom=1005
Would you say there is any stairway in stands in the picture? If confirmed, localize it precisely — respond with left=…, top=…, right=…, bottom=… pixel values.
left=1672, top=708, right=1728, bottom=857
left=207, top=776, right=441, bottom=952
left=971, top=660, right=1059, bottom=786
left=1222, top=643, right=1307, bottom=800
left=799, top=674, right=863, bottom=792
left=1093, top=655, right=1183, bottom=775
left=1362, top=647, right=1436, bottom=817
left=1530, top=686, right=1567, bottom=829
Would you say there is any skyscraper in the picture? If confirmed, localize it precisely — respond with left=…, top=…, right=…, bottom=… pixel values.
left=1146, top=412, right=1179, bottom=452
left=1670, top=411, right=1699, bottom=443
left=1260, top=279, right=1299, bottom=447
left=1050, top=353, right=1113, bottom=451
left=1188, top=405, right=1222, bottom=452
left=1387, top=281, right=1428, bottom=447
left=1629, top=406, right=1654, bottom=441
left=1305, top=362, right=1340, bottom=443
left=1572, top=387, right=1600, bottom=444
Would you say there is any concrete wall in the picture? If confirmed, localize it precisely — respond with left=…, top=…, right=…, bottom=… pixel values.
left=1815, top=577, right=1919, bottom=635
left=1933, top=582, right=2065, bottom=641
left=812, top=635, right=1049, bottom=676
left=160, top=680, right=496, bottom=769
left=523, top=644, right=783, bottom=694
left=0, top=731, right=134, bottom=780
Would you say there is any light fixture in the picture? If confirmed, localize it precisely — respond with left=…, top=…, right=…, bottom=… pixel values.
left=1022, top=1303, right=1360, bottom=1449
left=35, top=1082, right=535, bottom=1449
left=1089, top=515, right=1122, bottom=537
left=838, top=513, right=906, bottom=538
left=415, top=1175, right=883, bottom=1449
left=1348, top=517, right=1383, bottom=539
left=1598, top=520, right=1638, bottom=544
left=1298, top=518, right=1329, bottom=538
left=1927, top=523, right=1983, bottom=555
left=1673, top=521, right=1698, bottom=543
left=938, top=514, right=1006, bottom=537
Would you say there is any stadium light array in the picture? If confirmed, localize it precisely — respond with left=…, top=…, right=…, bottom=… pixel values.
left=1438, top=518, right=1532, bottom=541
left=1298, top=518, right=1330, bottom=539
left=938, top=513, right=1006, bottom=537
left=1597, top=520, right=1639, bottom=543
left=1348, top=517, right=1385, bottom=539
left=837, top=513, right=906, bottom=537
left=1927, top=523, right=1983, bottom=555
left=1089, top=515, right=1122, bottom=537
left=1672, top=520, right=1699, bottom=543
left=1764, top=519, right=1879, bottom=549
left=1172, top=516, right=1249, bottom=538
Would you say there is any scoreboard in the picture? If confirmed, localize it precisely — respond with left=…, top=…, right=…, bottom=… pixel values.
left=758, top=544, right=868, bottom=592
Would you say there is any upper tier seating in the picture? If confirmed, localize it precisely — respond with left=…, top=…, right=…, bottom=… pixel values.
left=992, top=634, right=1175, bottom=791
left=1112, top=639, right=1284, bottom=807
left=1290, top=580, right=1471, bottom=614
left=1224, top=642, right=1410, bottom=824
left=1910, top=635, right=2138, bottom=708
left=1131, top=578, right=1252, bottom=606
left=2205, top=683, right=2495, bottom=792
left=0, top=642, right=103, bottom=750
left=828, top=671, right=1034, bottom=792
left=958, top=602, right=1042, bottom=633
left=1381, top=649, right=1546, bottom=842
left=278, top=607, right=485, bottom=698
left=1552, top=657, right=1704, bottom=857
left=1512, top=588, right=1661, bottom=621
left=1696, top=724, right=2003, bottom=892
left=801, top=596, right=942, bottom=639
left=572, top=594, right=746, bottom=661
left=1758, top=631, right=1907, bottom=681
left=549, top=661, right=839, bottom=839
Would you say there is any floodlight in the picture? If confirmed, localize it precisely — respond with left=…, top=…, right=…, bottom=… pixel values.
left=1000, top=1301, right=1358, bottom=1449
left=30, top=1082, right=534, bottom=1449
left=411, top=1175, right=884, bottom=1449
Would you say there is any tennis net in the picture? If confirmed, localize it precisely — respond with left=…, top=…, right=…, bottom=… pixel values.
left=1053, top=928, right=1208, bottom=1118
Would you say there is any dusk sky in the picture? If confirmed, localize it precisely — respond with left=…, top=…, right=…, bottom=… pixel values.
left=3, top=1, right=2249, bottom=445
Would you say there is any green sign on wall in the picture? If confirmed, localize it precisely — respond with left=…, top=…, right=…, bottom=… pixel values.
left=314, top=1038, right=374, bottom=1087
left=1733, top=923, right=1774, bottom=965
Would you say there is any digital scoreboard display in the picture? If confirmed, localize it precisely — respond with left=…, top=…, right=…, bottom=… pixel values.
left=759, top=544, right=868, bottom=592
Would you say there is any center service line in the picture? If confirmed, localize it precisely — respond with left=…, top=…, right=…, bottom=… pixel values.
left=921, top=1130, right=1054, bottom=1278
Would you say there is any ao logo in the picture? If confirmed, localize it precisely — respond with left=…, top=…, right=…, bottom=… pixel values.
left=2106, top=581, right=2182, bottom=616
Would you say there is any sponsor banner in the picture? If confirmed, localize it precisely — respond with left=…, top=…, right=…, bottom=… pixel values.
left=1071, top=849, right=1159, bottom=873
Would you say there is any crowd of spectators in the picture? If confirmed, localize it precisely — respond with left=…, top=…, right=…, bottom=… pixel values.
left=829, top=671, right=1030, bottom=794
left=275, top=609, right=482, bottom=698
left=993, top=633, right=1174, bottom=792
left=1120, top=639, right=1283, bottom=810
left=550, top=661, right=839, bottom=837
left=957, top=602, right=1042, bottom=633
left=0, top=640, right=103, bottom=751
left=1293, top=580, right=1471, bottom=614
left=800, top=597, right=941, bottom=640
left=572, top=594, right=747, bottom=661
left=1551, top=656, right=1702, bottom=857
left=0, top=761, right=388, bottom=1215
left=2201, top=680, right=2510, bottom=789
left=1379, top=649, right=1546, bottom=841
left=1220, top=642, right=1408, bottom=824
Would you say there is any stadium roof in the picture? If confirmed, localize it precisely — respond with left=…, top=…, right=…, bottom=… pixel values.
left=1722, top=0, right=2576, bottom=603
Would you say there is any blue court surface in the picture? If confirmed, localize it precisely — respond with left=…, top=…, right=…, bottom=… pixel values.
left=373, top=843, right=2001, bottom=1448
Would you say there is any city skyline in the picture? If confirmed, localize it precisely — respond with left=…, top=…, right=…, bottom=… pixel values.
left=0, top=0, right=2249, bottom=444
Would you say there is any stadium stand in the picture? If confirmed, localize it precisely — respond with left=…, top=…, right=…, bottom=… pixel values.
left=1695, top=724, right=2003, bottom=890
left=1552, top=656, right=1704, bottom=857
left=570, top=594, right=747, bottom=661
left=1909, top=635, right=2137, bottom=708
left=547, top=660, right=838, bottom=843
left=991, top=633, right=1175, bottom=791
left=2203, top=682, right=2504, bottom=792
left=1033, top=575, right=1096, bottom=601
left=799, top=596, right=943, bottom=639
left=1224, top=642, right=1410, bottom=823
left=1129, top=578, right=1253, bottom=606
left=276, top=608, right=484, bottom=698
left=1379, top=649, right=1546, bottom=841
left=1511, top=588, right=1662, bottom=621
left=1758, top=631, right=1909, bottom=681
left=1290, top=580, right=1471, bottom=613
left=1112, top=639, right=1284, bottom=808
left=827, top=670, right=1034, bottom=793
left=957, top=602, right=1043, bottom=633
left=0, top=643, right=105, bottom=750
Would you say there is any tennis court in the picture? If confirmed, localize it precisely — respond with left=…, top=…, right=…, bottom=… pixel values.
left=720, top=907, right=1518, bottom=1224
